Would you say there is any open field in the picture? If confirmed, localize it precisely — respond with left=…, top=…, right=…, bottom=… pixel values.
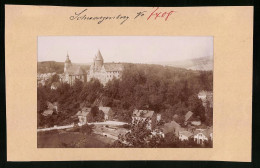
left=37, top=130, right=114, bottom=148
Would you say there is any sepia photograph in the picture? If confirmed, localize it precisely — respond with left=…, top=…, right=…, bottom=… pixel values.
left=37, top=36, right=213, bottom=148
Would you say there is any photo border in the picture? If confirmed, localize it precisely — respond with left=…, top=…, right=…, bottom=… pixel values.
left=1, top=0, right=259, bottom=168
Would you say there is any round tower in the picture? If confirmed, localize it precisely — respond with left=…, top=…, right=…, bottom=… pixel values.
left=64, top=53, right=72, bottom=73
left=94, top=50, right=104, bottom=70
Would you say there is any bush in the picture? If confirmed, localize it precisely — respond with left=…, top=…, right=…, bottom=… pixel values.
left=80, top=124, right=93, bottom=134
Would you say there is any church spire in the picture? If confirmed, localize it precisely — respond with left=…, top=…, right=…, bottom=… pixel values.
left=65, top=52, right=71, bottom=63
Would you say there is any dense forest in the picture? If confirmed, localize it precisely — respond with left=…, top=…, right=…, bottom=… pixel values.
left=37, top=63, right=213, bottom=128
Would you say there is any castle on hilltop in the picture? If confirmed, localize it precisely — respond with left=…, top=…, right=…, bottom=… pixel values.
left=87, top=50, right=123, bottom=85
left=60, top=50, right=123, bottom=86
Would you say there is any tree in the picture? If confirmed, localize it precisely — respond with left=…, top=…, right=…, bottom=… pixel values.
left=46, top=74, right=60, bottom=86
left=112, top=118, right=163, bottom=148
left=188, top=95, right=206, bottom=122
left=80, top=124, right=94, bottom=135
left=87, top=106, right=104, bottom=122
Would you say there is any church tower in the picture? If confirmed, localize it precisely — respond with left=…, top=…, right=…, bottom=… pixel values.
left=64, top=53, right=72, bottom=73
left=94, top=50, right=104, bottom=71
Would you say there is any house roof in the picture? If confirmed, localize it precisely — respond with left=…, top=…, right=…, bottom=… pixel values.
left=179, top=131, right=193, bottom=138
left=66, top=65, right=87, bottom=75
left=161, top=120, right=180, bottom=134
left=76, top=107, right=91, bottom=117
left=185, top=111, right=193, bottom=121
left=98, top=107, right=111, bottom=115
left=46, top=101, right=58, bottom=110
left=103, top=63, right=124, bottom=72
left=194, top=128, right=213, bottom=138
left=133, top=110, right=154, bottom=118
left=82, top=107, right=91, bottom=113
left=42, top=109, right=53, bottom=116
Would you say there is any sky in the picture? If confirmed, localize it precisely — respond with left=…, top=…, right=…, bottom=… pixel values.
left=38, top=36, right=213, bottom=64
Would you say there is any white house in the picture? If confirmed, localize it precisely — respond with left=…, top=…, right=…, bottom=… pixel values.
left=193, top=128, right=213, bottom=144
left=76, top=107, right=91, bottom=126
left=179, top=131, right=193, bottom=141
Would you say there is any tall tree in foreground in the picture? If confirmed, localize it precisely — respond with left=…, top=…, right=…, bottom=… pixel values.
left=112, top=118, right=164, bottom=148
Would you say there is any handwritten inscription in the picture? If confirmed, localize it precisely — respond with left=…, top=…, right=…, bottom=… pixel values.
left=147, top=7, right=175, bottom=21
left=69, top=7, right=175, bottom=25
left=70, top=9, right=129, bottom=25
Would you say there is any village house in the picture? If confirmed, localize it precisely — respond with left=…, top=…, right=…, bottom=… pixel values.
left=98, top=106, right=113, bottom=121
left=161, top=120, right=182, bottom=137
left=193, top=127, right=213, bottom=144
left=42, top=102, right=58, bottom=116
left=179, top=131, right=193, bottom=141
left=132, top=109, right=156, bottom=130
left=76, top=107, right=91, bottom=126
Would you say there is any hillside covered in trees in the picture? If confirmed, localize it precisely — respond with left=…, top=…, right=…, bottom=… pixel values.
left=37, top=63, right=213, bottom=128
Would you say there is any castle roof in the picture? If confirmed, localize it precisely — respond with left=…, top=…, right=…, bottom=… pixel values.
left=66, top=65, right=87, bottom=75
left=103, top=63, right=124, bottom=72
left=95, top=50, right=103, bottom=61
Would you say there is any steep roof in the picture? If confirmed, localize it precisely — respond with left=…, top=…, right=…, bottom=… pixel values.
left=194, top=128, right=212, bottom=138
left=96, top=50, right=103, bottom=61
left=103, top=63, right=124, bottom=72
left=179, top=131, right=193, bottom=138
left=82, top=107, right=91, bottom=113
left=98, top=107, right=112, bottom=115
left=133, top=110, right=154, bottom=118
left=66, top=65, right=87, bottom=75
left=185, top=111, right=193, bottom=121
left=76, top=110, right=89, bottom=117
left=161, top=120, right=181, bottom=134
left=42, top=109, right=53, bottom=116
